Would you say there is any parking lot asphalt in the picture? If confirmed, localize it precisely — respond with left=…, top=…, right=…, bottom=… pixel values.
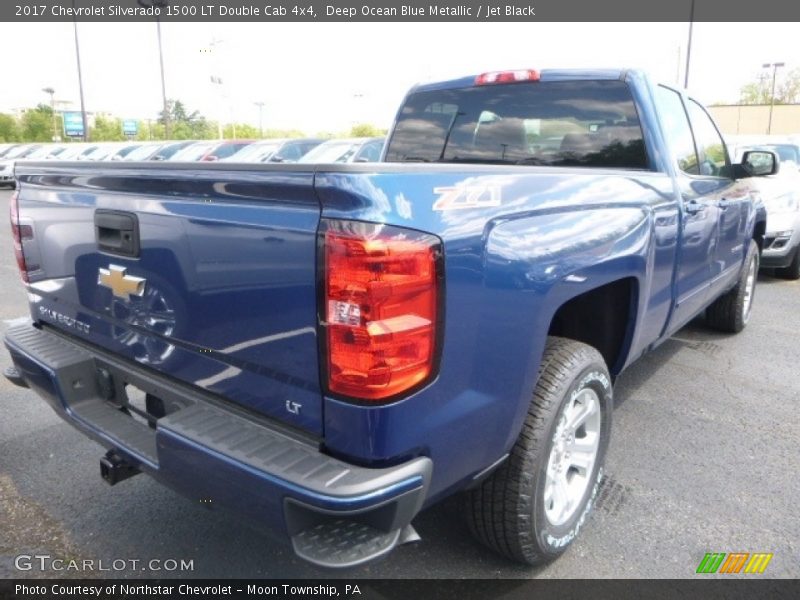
left=0, top=188, right=798, bottom=579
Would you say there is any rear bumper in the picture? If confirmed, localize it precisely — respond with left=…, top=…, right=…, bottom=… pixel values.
left=4, top=321, right=431, bottom=567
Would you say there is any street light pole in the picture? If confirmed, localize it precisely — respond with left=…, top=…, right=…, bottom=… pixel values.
left=71, top=1, right=89, bottom=141
left=684, top=0, right=695, bottom=89
left=254, top=101, right=265, bottom=138
left=210, top=76, right=224, bottom=140
left=42, top=87, right=58, bottom=141
left=763, top=62, right=785, bottom=135
left=139, top=1, right=170, bottom=139
left=156, top=17, right=170, bottom=139
left=208, top=37, right=226, bottom=140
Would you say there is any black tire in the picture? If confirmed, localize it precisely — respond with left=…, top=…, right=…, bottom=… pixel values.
left=465, top=336, right=612, bottom=565
left=776, top=247, right=800, bottom=280
left=706, top=239, right=759, bottom=333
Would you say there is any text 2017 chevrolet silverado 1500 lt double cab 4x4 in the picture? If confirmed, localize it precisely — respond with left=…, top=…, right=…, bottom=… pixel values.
left=5, top=69, right=774, bottom=568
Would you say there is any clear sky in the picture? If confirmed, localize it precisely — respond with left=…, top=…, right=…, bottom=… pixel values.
left=0, top=21, right=797, bottom=133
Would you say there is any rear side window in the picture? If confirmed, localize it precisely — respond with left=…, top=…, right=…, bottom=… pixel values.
left=654, top=85, right=699, bottom=175
left=385, top=80, right=648, bottom=169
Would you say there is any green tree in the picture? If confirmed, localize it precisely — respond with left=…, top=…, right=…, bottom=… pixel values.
left=90, top=116, right=125, bottom=141
left=158, top=99, right=216, bottom=139
left=349, top=123, right=384, bottom=137
left=222, top=123, right=260, bottom=139
left=778, top=68, right=800, bottom=104
left=0, top=114, right=21, bottom=142
left=740, top=67, right=800, bottom=104
left=20, top=104, right=60, bottom=142
left=263, top=128, right=306, bottom=139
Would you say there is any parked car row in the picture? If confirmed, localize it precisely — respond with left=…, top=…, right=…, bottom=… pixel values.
left=726, top=135, right=800, bottom=279
left=0, top=136, right=385, bottom=188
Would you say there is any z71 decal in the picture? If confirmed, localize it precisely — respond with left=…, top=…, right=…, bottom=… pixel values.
left=433, top=185, right=502, bottom=211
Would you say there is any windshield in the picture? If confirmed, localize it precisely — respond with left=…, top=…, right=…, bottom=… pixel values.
left=5, top=145, right=40, bottom=159
left=762, top=144, right=799, bottom=164
left=86, top=145, right=120, bottom=160
left=54, top=145, right=87, bottom=160
left=124, top=144, right=162, bottom=161
left=298, top=141, right=359, bottom=163
left=170, top=142, right=215, bottom=161
left=112, top=145, right=140, bottom=159
left=223, top=142, right=281, bottom=162
left=26, top=145, right=65, bottom=159
left=153, top=141, right=193, bottom=160
left=385, top=80, right=648, bottom=169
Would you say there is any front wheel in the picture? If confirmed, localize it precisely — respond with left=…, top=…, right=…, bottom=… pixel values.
left=465, top=337, right=612, bottom=564
left=706, top=239, right=759, bottom=333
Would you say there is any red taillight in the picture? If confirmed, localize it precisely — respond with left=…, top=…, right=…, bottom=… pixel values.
left=9, top=190, right=30, bottom=283
left=322, top=220, right=442, bottom=402
left=475, top=69, right=540, bottom=85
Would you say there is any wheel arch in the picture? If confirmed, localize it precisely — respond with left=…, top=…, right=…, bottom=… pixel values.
left=544, top=275, right=640, bottom=377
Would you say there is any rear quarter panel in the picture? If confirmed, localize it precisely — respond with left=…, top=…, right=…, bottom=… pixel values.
left=315, top=164, right=679, bottom=503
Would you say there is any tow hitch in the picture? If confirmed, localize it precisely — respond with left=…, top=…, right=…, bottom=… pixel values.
left=100, top=450, right=140, bottom=485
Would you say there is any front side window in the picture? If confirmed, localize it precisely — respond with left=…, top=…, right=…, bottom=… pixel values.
left=686, top=100, right=729, bottom=177
left=385, top=80, right=649, bottom=169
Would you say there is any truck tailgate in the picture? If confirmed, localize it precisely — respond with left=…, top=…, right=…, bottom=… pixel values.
left=15, top=164, right=324, bottom=435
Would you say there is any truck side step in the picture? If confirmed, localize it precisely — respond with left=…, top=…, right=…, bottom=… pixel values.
left=291, top=522, right=420, bottom=568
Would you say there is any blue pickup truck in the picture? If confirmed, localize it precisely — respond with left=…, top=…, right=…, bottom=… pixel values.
left=5, top=69, right=775, bottom=568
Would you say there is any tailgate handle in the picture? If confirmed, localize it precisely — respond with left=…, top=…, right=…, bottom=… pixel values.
left=95, top=210, right=140, bottom=258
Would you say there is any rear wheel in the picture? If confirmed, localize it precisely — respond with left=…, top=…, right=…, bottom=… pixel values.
left=777, top=247, right=800, bottom=280
left=465, top=337, right=612, bottom=564
left=706, top=239, right=759, bottom=333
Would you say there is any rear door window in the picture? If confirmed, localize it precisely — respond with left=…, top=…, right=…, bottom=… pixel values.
left=385, top=80, right=649, bottom=169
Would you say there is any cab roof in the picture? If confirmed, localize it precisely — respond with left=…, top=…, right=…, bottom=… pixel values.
left=411, top=69, right=634, bottom=94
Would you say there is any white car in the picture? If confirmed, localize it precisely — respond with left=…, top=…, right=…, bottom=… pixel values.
left=0, top=144, right=44, bottom=188
left=297, top=137, right=385, bottom=164
left=731, top=141, right=800, bottom=279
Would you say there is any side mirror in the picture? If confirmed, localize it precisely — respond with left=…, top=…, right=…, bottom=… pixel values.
left=740, top=150, right=779, bottom=177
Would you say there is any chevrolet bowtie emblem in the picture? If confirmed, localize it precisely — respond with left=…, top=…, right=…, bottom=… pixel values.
left=98, top=265, right=146, bottom=300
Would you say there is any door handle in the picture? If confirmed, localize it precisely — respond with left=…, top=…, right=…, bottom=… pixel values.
left=718, top=198, right=734, bottom=208
left=95, top=210, right=140, bottom=258
left=685, top=200, right=705, bottom=215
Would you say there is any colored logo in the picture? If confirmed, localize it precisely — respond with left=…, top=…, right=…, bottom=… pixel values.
left=98, top=265, right=146, bottom=300
left=696, top=552, right=773, bottom=574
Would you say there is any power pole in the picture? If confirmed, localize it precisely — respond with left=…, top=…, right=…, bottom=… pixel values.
left=763, top=62, right=785, bottom=135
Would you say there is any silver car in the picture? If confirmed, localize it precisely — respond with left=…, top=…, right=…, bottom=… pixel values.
left=732, top=142, right=800, bottom=279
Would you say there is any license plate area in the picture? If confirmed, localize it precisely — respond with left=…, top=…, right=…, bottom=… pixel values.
left=94, top=359, right=194, bottom=430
